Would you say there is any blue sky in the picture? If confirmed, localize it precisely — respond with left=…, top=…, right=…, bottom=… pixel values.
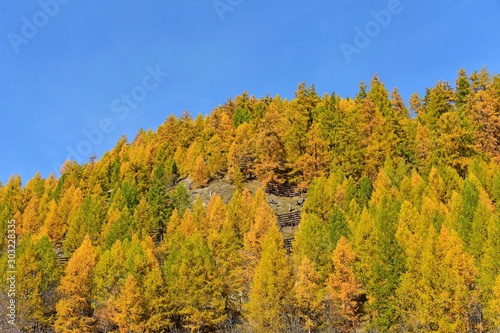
left=1, top=0, right=499, bottom=185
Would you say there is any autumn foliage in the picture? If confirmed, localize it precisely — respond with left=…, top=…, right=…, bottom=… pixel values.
left=1, top=68, right=500, bottom=332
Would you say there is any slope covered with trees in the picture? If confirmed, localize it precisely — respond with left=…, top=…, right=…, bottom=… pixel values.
left=1, top=68, right=500, bottom=332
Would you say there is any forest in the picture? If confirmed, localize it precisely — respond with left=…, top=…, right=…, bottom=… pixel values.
left=1, top=68, right=500, bottom=332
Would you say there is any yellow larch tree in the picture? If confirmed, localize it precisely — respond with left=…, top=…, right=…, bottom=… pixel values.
left=54, top=235, right=97, bottom=333
left=245, top=225, right=294, bottom=332
left=327, top=236, right=362, bottom=332
left=111, top=274, right=146, bottom=333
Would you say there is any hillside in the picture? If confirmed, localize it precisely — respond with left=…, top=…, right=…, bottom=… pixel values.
left=2, top=68, right=500, bottom=332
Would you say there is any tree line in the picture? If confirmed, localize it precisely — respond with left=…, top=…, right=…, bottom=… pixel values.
left=1, top=68, right=500, bottom=332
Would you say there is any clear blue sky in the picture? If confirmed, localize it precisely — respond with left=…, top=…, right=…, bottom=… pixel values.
left=1, top=0, right=499, bottom=185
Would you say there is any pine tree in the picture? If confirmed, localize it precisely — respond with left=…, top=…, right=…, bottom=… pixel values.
left=170, top=183, right=189, bottom=217
left=455, top=68, right=472, bottom=112
left=459, top=178, right=480, bottom=248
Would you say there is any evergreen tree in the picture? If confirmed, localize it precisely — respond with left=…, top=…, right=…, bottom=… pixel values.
left=148, top=165, right=173, bottom=230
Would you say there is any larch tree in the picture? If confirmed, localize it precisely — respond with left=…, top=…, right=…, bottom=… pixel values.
left=55, top=235, right=97, bottom=333
left=165, top=231, right=227, bottom=331
left=43, top=199, right=61, bottom=243
left=254, top=97, right=287, bottom=184
left=296, top=122, right=330, bottom=186
left=479, top=215, right=500, bottom=326
left=293, top=213, right=333, bottom=280
left=192, top=155, right=210, bottom=188
left=294, top=256, right=324, bottom=332
left=35, top=236, right=63, bottom=328
left=206, top=134, right=228, bottom=178
left=432, top=111, right=474, bottom=175
left=486, top=275, right=500, bottom=330
left=226, top=189, right=254, bottom=238
left=243, top=190, right=277, bottom=257
left=207, top=213, right=245, bottom=323
left=395, top=200, right=438, bottom=331
left=15, top=237, right=44, bottom=332
left=327, top=236, right=362, bottom=333
left=21, top=195, right=41, bottom=236
left=468, top=88, right=500, bottom=161
left=111, top=274, right=146, bottom=333
left=133, top=195, right=155, bottom=238
left=246, top=225, right=294, bottom=333
left=302, top=176, right=334, bottom=222
left=227, top=122, right=257, bottom=181
left=92, top=239, right=127, bottom=332
left=434, top=226, right=479, bottom=333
